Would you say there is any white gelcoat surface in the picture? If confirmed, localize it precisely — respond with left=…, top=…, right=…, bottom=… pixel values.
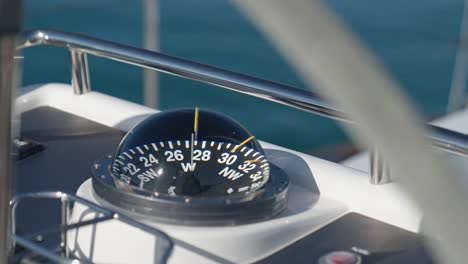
left=72, top=179, right=346, bottom=263
left=17, top=83, right=158, bottom=131
left=17, top=83, right=424, bottom=263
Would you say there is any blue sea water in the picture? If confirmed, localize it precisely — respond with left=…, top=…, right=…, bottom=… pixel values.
left=22, top=0, right=464, bottom=156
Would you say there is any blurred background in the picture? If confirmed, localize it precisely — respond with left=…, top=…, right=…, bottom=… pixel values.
left=21, top=0, right=464, bottom=160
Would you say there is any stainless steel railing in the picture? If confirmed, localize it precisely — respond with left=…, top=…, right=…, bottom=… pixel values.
left=10, top=191, right=173, bottom=263
left=17, top=29, right=468, bottom=184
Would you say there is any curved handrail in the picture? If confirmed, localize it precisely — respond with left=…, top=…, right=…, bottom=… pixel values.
left=16, top=30, right=468, bottom=163
left=18, top=29, right=346, bottom=121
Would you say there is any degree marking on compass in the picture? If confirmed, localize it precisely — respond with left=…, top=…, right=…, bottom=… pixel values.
left=168, top=141, right=174, bottom=149
left=129, top=149, right=136, bottom=154
left=151, top=143, right=158, bottom=151
left=123, top=152, right=132, bottom=159
left=231, top=135, right=255, bottom=153
left=244, top=149, right=253, bottom=157
left=136, top=146, right=144, bottom=154
left=144, top=144, right=149, bottom=150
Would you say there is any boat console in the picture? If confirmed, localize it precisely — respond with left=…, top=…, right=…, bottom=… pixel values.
left=12, top=85, right=433, bottom=263
left=10, top=29, right=468, bottom=263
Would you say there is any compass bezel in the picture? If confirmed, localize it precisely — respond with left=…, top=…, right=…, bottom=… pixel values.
left=92, top=154, right=289, bottom=225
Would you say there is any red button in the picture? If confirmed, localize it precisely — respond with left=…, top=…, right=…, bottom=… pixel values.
left=318, top=251, right=362, bottom=264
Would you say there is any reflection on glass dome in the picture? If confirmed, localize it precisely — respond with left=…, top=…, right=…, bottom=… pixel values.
left=112, top=108, right=269, bottom=197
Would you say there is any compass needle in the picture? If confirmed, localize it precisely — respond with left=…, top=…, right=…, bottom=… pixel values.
left=191, top=107, right=199, bottom=171
left=190, top=133, right=195, bottom=171
left=194, top=106, right=199, bottom=139
left=231, top=135, right=255, bottom=153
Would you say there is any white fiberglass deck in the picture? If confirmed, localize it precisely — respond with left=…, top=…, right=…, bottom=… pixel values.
left=17, top=83, right=426, bottom=263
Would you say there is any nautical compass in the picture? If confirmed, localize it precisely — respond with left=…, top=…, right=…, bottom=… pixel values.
left=92, top=108, right=289, bottom=225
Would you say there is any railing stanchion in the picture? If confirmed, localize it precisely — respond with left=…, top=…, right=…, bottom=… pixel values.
left=370, top=150, right=391, bottom=185
left=70, top=49, right=91, bottom=95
